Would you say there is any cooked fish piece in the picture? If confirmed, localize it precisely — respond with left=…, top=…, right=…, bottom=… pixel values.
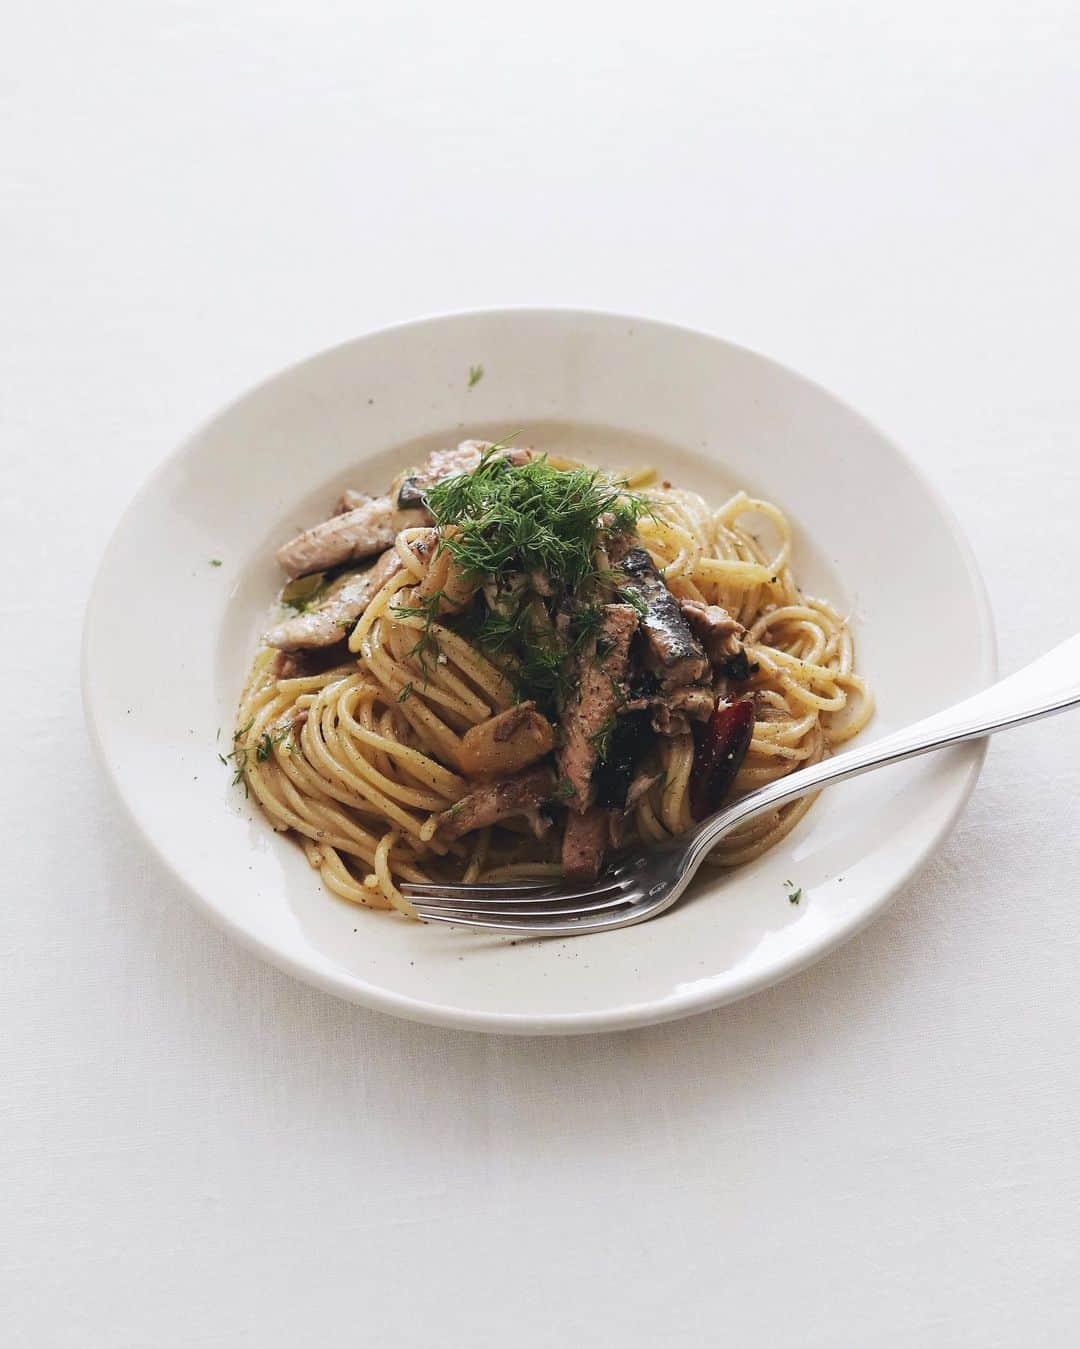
left=436, top=764, right=556, bottom=841
left=266, top=537, right=430, bottom=650
left=276, top=496, right=426, bottom=578
left=336, top=488, right=373, bottom=514
left=561, top=805, right=609, bottom=882
left=279, top=443, right=533, bottom=577
left=394, top=441, right=533, bottom=508
left=679, top=599, right=746, bottom=664
left=269, top=645, right=351, bottom=680
left=604, top=525, right=637, bottom=565
left=649, top=686, right=715, bottom=736
left=618, top=547, right=708, bottom=687
left=558, top=603, right=639, bottom=812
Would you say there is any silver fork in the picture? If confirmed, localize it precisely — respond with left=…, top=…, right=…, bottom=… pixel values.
left=403, top=634, right=1080, bottom=936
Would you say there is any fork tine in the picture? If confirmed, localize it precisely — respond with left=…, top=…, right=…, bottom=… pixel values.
left=399, top=879, right=556, bottom=896
left=407, top=877, right=630, bottom=910
left=416, top=901, right=649, bottom=935
left=399, top=860, right=637, bottom=900
left=414, top=888, right=636, bottom=920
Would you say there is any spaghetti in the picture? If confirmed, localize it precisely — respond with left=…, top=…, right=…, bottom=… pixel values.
left=232, top=447, right=873, bottom=916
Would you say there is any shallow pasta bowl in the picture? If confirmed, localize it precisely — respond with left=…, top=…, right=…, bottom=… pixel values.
left=82, top=308, right=995, bottom=1035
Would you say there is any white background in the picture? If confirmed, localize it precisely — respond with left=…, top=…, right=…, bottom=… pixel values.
left=3, top=3, right=1080, bottom=1345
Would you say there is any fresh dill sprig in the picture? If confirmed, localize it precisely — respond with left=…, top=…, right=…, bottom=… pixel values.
left=587, top=715, right=617, bottom=761
left=422, top=446, right=657, bottom=712
left=458, top=593, right=608, bottom=712
left=222, top=720, right=289, bottom=795
left=424, top=448, right=650, bottom=592
left=568, top=602, right=605, bottom=654
left=469, top=603, right=521, bottom=652
left=255, top=728, right=290, bottom=762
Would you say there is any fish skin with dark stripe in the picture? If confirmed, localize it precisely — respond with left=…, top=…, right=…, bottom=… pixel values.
left=618, top=547, right=709, bottom=687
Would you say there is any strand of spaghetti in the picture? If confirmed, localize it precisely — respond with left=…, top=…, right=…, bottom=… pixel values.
left=363, top=631, right=477, bottom=740
left=823, top=675, right=875, bottom=743
left=348, top=568, right=414, bottom=654
left=749, top=604, right=837, bottom=631
left=750, top=708, right=819, bottom=746
left=710, top=793, right=819, bottom=867
left=776, top=677, right=847, bottom=715
left=750, top=644, right=849, bottom=690
left=635, top=791, right=670, bottom=843
left=285, top=692, right=416, bottom=818
left=395, top=527, right=435, bottom=577
left=659, top=734, right=695, bottom=835
left=302, top=839, right=394, bottom=908
left=745, top=736, right=818, bottom=763
left=426, top=626, right=516, bottom=710
left=367, top=616, right=488, bottom=724
left=639, top=515, right=700, bottom=581
left=242, top=694, right=433, bottom=876
left=274, top=762, right=392, bottom=854
left=381, top=617, right=495, bottom=716
left=694, top=557, right=776, bottom=586
left=322, top=683, right=453, bottom=812
left=462, top=828, right=492, bottom=883
left=373, top=831, right=417, bottom=917
left=411, top=658, right=494, bottom=723
left=274, top=671, right=352, bottom=696
left=303, top=695, right=444, bottom=845
left=335, top=696, right=465, bottom=798
left=246, top=761, right=386, bottom=866
left=716, top=492, right=793, bottom=574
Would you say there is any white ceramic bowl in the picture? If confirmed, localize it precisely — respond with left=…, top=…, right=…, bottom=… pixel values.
left=82, top=309, right=995, bottom=1034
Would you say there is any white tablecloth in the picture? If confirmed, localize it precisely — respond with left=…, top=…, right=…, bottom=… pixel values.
left=4, top=4, right=1079, bottom=1344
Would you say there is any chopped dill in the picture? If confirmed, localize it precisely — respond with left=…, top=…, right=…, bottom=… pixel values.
left=424, top=446, right=651, bottom=592
left=222, top=720, right=289, bottom=795
left=469, top=604, right=520, bottom=652
left=568, top=602, right=605, bottom=653
left=467, top=364, right=483, bottom=388
left=587, top=715, right=617, bottom=761
left=255, top=728, right=290, bottom=762
left=397, top=681, right=414, bottom=703
left=615, top=582, right=649, bottom=618
left=404, top=446, right=660, bottom=714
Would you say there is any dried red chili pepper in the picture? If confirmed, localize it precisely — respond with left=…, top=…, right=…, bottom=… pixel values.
left=689, top=697, right=755, bottom=820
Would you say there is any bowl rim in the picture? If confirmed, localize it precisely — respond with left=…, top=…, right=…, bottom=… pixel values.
left=81, top=305, right=997, bottom=1035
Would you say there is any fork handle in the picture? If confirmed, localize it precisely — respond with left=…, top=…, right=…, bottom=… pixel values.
left=688, top=632, right=1080, bottom=862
